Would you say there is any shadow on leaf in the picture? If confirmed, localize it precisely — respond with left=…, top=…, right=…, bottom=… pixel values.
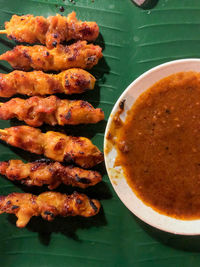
left=0, top=63, right=12, bottom=73
left=11, top=178, right=112, bottom=200
left=9, top=118, right=107, bottom=140
left=134, top=216, right=200, bottom=252
left=7, top=207, right=107, bottom=245
left=0, top=37, right=15, bottom=49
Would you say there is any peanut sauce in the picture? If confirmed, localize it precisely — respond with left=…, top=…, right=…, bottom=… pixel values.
left=115, top=72, right=200, bottom=220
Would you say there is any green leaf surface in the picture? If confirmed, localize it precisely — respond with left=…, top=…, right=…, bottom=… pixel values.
left=0, top=0, right=200, bottom=266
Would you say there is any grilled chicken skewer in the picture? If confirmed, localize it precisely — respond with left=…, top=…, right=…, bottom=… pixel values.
left=0, top=69, right=96, bottom=97
left=0, top=159, right=102, bottom=189
left=0, top=96, right=104, bottom=127
left=0, top=12, right=99, bottom=48
left=0, top=41, right=102, bottom=71
left=0, top=191, right=101, bottom=227
left=0, top=126, right=103, bottom=168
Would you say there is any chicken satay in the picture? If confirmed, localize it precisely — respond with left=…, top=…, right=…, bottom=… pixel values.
left=0, top=126, right=103, bottom=168
left=0, top=191, right=100, bottom=227
left=0, top=69, right=96, bottom=97
left=0, top=41, right=102, bottom=71
left=0, top=96, right=104, bottom=127
left=0, top=12, right=99, bottom=48
left=0, top=159, right=102, bottom=189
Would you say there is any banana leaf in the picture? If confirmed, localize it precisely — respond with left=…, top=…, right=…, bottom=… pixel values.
left=0, top=0, right=200, bottom=266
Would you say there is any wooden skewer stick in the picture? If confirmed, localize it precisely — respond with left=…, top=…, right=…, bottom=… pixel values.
left=0, top=30, right=7, bottom=34
left=0, top=129, right=7, bottom=135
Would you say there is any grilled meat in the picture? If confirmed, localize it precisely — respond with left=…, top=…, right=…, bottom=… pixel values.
left=0, top=126, right=103, bottom=168
left=1, top=12, right=99, bottom=48
left=0, top=159, right=102, bottom=189
left=0, top=69, right=96, bottom=97
left=0, top=191, right=100, bottom=227
left=0, top=96, right=104, bottom=127
left=0, top=41, right=102, bottom=71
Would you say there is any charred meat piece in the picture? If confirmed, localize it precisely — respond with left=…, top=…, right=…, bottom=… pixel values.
left=0, top=126, right=103, bottom=168
left=1, top=12, right=99, bottom=48
left=0, top=96, right=104, bottom=127
left=0, top=69, right=96, bottom=97
left=0, top=160, right=102, bottom=189
left=0, top=41, right=102, bottom=71
left=0, top=191, right=101, bottom=227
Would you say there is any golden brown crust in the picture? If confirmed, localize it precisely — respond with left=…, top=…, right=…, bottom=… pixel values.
left=0, top=96, right=104, bottom=126
left=0, top=69, right=96, bottom=97
left=0, top=41, right=102, bottom=71
left=5, top=12, right=99, bottom=48
left=0, top=159, right=102, bottom=189
left=0, top=191, right=101, bottom=227
left=0, top=126, right=103, bottom=168
left=5, top=15, right=47, bottom=44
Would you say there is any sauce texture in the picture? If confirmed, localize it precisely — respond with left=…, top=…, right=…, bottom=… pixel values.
left=116, top=72, right=200, bottom=220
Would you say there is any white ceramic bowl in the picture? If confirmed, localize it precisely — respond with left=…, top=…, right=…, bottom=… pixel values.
left=104, top=58, right=200, bottom=235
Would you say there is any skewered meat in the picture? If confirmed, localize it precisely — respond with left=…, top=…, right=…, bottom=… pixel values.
left=0, top=12, right=99, bottom=48
left=0, top=69, right=96, bottom=97
left=0, top=191, right=100, bottom=227
left=0, top=126, right=103, bottom=168
left=0, top=41, right=103, bottom=71
left=0, top=159, right=102, bottom=189
left=0, top=96, right=104, bottom=127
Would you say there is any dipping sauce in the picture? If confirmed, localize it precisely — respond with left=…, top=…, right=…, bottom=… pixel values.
left=116, top=72, right=200, bottom=220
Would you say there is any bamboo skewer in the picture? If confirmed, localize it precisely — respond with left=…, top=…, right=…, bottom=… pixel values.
left=0, top=129, right=7, bottom=135
left=0, top=30, right=7, bottom=34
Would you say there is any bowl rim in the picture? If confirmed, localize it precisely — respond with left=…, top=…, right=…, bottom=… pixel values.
left=104, top=58, right=200, bottom=235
